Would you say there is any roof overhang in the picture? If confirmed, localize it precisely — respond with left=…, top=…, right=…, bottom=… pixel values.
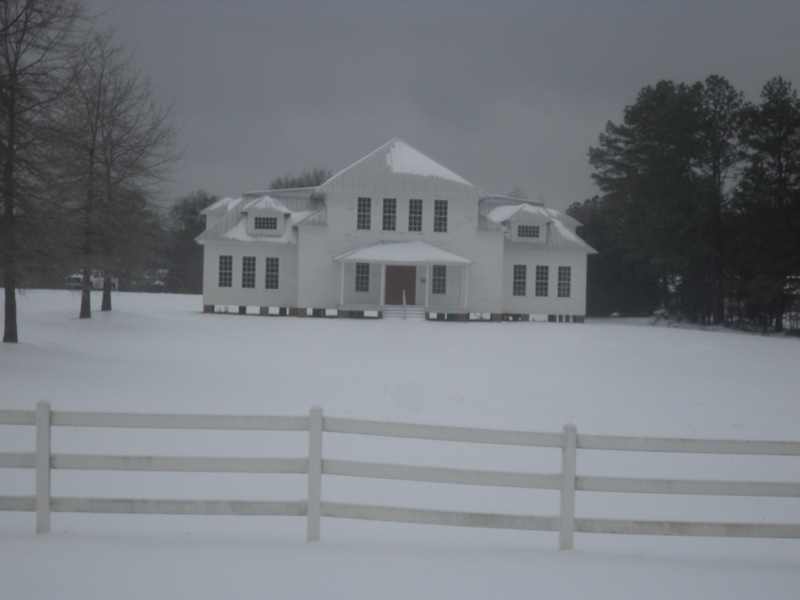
left=334, top=241, right=472, bottom=265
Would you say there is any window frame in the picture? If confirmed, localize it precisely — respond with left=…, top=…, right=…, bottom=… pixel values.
left=254, top=216, right=278, bottom=231
left=408, top=198, right=423, bottom=232
left=355, top=262, right=370, bottom=292
left=433, top=199, right=448, bottom=233
left=535, top=265, right=549, bottom=297
left=432, top=264, right=447, bottom=295
left=557, top=266, right=571, bottom=298
left=512, top=264, right=526, bottom=297
left=264, top=257, right=279, bottom=290
left=517, top=224, right=540, bottom=239
left=241, top=256, right=256, bottom=288
left=218, top=255, right=233, bottom=288
left=382, top=198, right=397, bottom=231
left=357, top=197, right=371, bottom=230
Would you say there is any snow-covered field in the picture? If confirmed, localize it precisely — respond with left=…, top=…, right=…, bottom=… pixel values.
left=1, top=290, right=798, bottom=599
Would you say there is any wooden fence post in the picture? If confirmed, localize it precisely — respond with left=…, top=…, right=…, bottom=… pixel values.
left=307, top=406, right=323, bottom=541
left=559, top=423, right=577, bottom=550
left=36, top=400, right=52, bottom=534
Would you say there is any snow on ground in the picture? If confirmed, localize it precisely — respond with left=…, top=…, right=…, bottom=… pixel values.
left=1, top=290, right=799, bottom=599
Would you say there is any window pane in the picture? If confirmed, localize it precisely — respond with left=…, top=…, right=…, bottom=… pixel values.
left=432, top=265, right=446, bottom=294
left=242, top=256, right=256, bottom=288
left=408, top=199, right=423, bottom=232
left=433, top=200, right=448, bottom=233
left=355, top=262, right=370, bottom=292
left=357, top=197, right=371, bottom=230
left=382, top=198, right=396, bottom=231
left=218, top=255, right=232, bottom=288
left=535, top=265, right=548, bottom=297
left=558, top=266, right=571, bottom=298
left=517, top=225, right=540, bottom=238
left=265, top=257, right=279, bottom=289
left=255, top=217, right=277, bottom=230
left=513, top=264, right=526, bottom=296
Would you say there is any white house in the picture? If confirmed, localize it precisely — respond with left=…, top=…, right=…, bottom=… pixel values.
left=196, top=139, right=595, bottom=321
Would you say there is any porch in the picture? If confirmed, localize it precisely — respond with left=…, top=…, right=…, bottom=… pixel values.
left=333, top=241, right=473, bottom=313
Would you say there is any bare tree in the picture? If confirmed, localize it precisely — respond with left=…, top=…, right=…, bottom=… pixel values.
left=60, top=27, right=179, bottom=317
left=507, top=186, right=528, bottom=200
left=1, top=0, right=83, bottom=342
left=269, top=167, right=331, bottom=190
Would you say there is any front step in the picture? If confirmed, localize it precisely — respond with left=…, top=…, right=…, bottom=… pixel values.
left=382, top=306, right=427, bottom=321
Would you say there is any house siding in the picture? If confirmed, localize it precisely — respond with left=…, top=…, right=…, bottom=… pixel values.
left=197, top=139, right=593, bottom=319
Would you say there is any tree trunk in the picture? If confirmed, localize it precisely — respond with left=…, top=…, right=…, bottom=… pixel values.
left=3, top=265, right=18, bottom=343
left=101, top=275, right=112, bottom=311
left=80, top=267, right=92, bottom=319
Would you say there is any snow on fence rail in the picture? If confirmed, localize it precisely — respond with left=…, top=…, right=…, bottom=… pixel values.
left=1, top=402, right=799, bottom=549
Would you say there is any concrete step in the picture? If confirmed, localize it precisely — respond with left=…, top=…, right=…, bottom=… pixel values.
left=383, top=306, right=427, bottom=321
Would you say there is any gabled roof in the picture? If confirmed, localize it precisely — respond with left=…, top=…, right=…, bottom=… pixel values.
left=196, top=193, right=319, bottom=245
left=482, top=199, right=596, bottom=254
left=317, top=139, right=484, bottom=197
left=334, top=241, right=472, bottom=265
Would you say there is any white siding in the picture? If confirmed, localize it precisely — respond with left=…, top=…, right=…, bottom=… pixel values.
left=202, top=241, right=298, bottom=308
left=501, top=245, right=588, bottom=316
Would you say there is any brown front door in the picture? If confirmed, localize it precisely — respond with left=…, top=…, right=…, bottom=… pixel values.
left=385, top=266, right=416, bottom=305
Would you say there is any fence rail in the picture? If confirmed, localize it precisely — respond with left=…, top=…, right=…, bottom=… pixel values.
left=1, top=402, right=799, bottom=548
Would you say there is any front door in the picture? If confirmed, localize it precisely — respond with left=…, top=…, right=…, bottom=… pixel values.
left=385, top=266, right=416, bottom=305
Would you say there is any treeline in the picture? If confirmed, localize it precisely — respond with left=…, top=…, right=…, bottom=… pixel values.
left=570, top=75, right=800, bottom=333
left=0, top=0, right=185, bottom=342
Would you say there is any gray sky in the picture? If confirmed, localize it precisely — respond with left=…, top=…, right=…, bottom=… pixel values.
left=88, top=0, right=799, bottom=211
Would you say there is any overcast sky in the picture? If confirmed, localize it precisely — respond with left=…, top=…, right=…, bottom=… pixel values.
left=87, top=0, right=799, bottom=211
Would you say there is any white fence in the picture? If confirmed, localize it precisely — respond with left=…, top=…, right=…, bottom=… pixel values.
left=1, top=401, right=799, bottom=549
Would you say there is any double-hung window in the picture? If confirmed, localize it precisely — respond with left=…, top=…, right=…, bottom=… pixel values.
left=408, top=199, right=423, bottom=232
left=382, top=198, right=396, bottom=231
left=558, top=266, right=571, bottom=298
left=535, top=265, right=549, bottom=297
left=512, top=265, right=526, bottom=296
left=355, top=263, right=370, bottom=292
left=218, top=255, right=232, bottom=288
left=357, top=197, right=371, bottom=230
left=264, top=258, right=279, bottom=289
left=432, top=265, right=447, bottom=294
left=242, top=256, right=256, bottom=288
left=433, top=200, right=448, bottom=232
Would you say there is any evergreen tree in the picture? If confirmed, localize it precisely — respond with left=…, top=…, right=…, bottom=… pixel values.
left=733, top=77, right=800, bottom=332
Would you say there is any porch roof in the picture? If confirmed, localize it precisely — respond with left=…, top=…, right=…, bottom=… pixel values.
left=334, top=241, right=472, bottom=265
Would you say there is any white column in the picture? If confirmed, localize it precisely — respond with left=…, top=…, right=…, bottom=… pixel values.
left=379, top=264, right=386, bottom=306
left=307, top=406, right=323, bottom=542
left=36, top=400, right=51, bottom=534
left=425, top=264, right=430, bottom=307
left=339, top=262, right=345, bottom=306
left=559, top=423, right=577, bottom=550
left=462, top=266, right=469, bottom=309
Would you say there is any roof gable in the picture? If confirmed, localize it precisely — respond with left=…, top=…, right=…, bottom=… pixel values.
left=317, top=139, right=483, bottom=196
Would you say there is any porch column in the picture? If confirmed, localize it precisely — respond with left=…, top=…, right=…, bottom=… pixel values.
left=425, top=264, right=430, bottom=307
left=339, top=262, right=345, bottom=306
left=462, top=265, right=469, bottom=309
left=380, top=263, right=386, bottom=306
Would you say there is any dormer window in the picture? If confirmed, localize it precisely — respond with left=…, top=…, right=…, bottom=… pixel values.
left=517, top=225, right=540, bottom=239
left=255, top=216, right=278, bottom=230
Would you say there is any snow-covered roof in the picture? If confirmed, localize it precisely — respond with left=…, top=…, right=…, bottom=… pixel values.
left=241, top=195, right=291, bottom=214
left=220, top=210, right=314, bottom=243
left=481, top=199, right=595, bottom=254
left=334, top=241, right=472, bottom=265
left=317, top=139, right=485, bottom=197
left=201, top=196, right=242, bottom=215
left=196, top=192, right=320, bottom=245
left=485, top=203, right=559, bottom=224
